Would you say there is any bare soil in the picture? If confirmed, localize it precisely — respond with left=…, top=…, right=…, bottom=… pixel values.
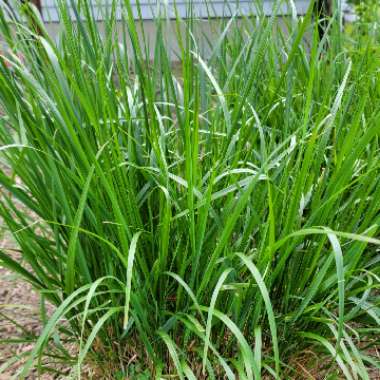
left=0, top=231, right=55, bottom=379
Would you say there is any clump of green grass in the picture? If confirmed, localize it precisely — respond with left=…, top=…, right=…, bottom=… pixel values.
left=0, top=0, right=379, bottom=378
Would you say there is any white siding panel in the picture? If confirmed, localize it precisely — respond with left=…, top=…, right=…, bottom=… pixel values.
left=41, top=1, right=311, bottom=22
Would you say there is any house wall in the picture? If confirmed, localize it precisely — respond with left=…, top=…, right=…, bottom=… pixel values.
left=0, top=1, right=312, bottom=59
left=40, top=0, right=311, bottom=21
left=39, top=0, right=311, bottom=59
left=42, top=18, right=248, bottom=60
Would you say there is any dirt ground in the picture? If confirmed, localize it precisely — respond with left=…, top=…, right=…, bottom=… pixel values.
left=0, top=230, right=57, bottom=379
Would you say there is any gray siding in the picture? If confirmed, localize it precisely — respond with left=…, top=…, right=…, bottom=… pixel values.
left=41, top=0, right=311, bottom=21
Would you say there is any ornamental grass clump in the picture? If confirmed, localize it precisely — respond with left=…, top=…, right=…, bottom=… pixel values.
left=0, top=0, right=379, bottom=378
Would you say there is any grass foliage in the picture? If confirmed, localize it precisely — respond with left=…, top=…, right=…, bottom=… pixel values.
left=0, top=0, right=379, bottom=378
